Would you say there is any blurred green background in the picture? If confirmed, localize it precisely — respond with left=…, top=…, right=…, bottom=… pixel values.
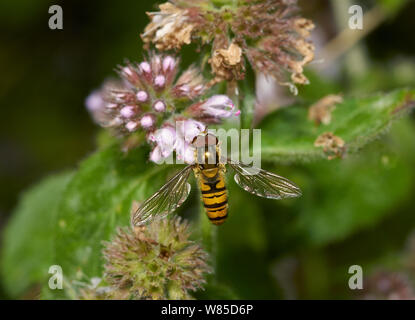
left=1, top=0, right=415, bottom=299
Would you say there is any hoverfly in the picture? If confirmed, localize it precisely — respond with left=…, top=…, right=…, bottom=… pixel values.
left=132, top=132, right=302, bottom=226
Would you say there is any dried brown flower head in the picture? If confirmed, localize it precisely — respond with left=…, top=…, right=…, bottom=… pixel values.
left=103, top=216, right=211, bottom=300
left=142, top=0, right=315, bottom=92
left=209, top=42, right=244, bottom=83
left=308, top=94, right=343, bottom=125
left=142, top=3, right=196, bottom=50
left=314, top=132, right=346, bottom=160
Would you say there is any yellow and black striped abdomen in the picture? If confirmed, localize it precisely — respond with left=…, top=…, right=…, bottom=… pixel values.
left=198, top=166, right=228, bottom=225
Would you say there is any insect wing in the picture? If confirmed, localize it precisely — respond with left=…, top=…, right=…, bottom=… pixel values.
left=228, top=160, right=302, bottom=199
left=131, top=165, right=193, bottom=226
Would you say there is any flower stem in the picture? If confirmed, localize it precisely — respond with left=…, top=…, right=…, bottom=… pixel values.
left=239, top=66, right=256, bottom=130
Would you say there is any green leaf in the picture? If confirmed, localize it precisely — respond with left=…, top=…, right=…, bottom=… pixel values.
left=298, top=70, right=342, bottom=103
left=260, top=89, right=415, bottom=163
left=47, top=144, right=174, bottom=298
left=296, top=143, right=414, bottom=245
left=262, top=119, right=415, bottom=247
left=1, top=171, right=74, bottom=298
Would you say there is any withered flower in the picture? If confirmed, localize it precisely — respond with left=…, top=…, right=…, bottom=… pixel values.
left=103, top=216, right=211, bottom=300
left=314, top=132, right=346, bottom=160
left=308, top=94, right=343, bottom=125
left=142, top=0, right=315, bottom=92
left=142, top=3, right=197, bottom=50
left=209, top=42, right=245, bottom=83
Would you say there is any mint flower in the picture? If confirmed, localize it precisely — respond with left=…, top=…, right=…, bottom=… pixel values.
left=85, top=53, right=237, bottom=162
left=188, top=94, right=236, bottom=121
left=85, top=54, right=205, bottom=136
left=103, top=216, right=211, bottom=300
left=148, top=119, right=206, bottom=164
left=148, top=125, right=177, bottom=162
left=142, top=0, right=315, bottom=92
left=174, top=119, right=206, bottom=164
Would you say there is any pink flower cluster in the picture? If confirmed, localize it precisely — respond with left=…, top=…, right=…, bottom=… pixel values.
left=148, top=120, right=206, bottom=164
left=85, top=53, right=239, bottom=163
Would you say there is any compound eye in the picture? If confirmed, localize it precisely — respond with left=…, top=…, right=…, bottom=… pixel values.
left=192, top=135, right=207, bottom=148
left=205, top=133, right=218, bottom=146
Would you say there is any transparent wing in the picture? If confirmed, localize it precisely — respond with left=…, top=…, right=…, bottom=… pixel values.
left=131, top=165, right=193, bottom=226
left=228, top=160, right=302, bottom=199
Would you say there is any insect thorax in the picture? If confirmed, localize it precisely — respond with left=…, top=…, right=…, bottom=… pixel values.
left=194, top=144, right=220, bottom=169
left=192, top=133, right=221, bottom=168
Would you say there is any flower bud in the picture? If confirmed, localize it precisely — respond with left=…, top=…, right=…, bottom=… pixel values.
left=139, top=62, right=151, bottom=74
left=125, top=121, right=139, bottom=132
left=153, top=55, right=162, bottom=71
left=85, top=91, right=104, bottom=112
left=122, top=66, right=134, bottom=77
left=140, top=114, right=155, bottom=129
left=162, top=56, right=176, bottom=72
left=154, top=75, right=166, bottom=88
left=199, top=95, right=235, bottom=118
left=120, top=106, right=136, bottom=118
left=153, top=100, right=166, bottom=112
left=136, top=90, right=148, bottom=102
